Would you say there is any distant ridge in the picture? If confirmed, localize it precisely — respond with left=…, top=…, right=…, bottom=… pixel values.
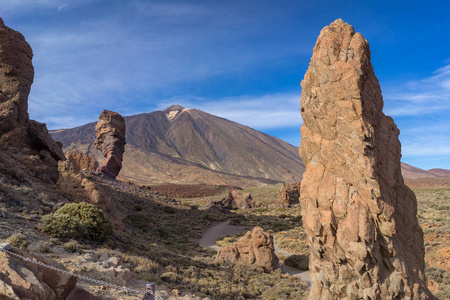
left=51, top=105, right=305, bottom=186
left=51, top=105, right=449, bottom=185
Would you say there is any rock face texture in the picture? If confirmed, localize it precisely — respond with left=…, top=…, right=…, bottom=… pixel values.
left=0, top=247, right=77, bottom=299
left=276, top=182, right=301, bottom=208
left=299, top=19, right=435, bottom=299
left=0, top=18, right=65, bottom=183
left=0, top=246, right=104, bottom=299
left=65, top=149, right=99, bottom=172
left=0, top=18, right=33, bottom=134
left=94, top=110, right=126, bottom=179
left=228, top=190, right=255, bottom=210
left=216, top=227, right=278, bottom=272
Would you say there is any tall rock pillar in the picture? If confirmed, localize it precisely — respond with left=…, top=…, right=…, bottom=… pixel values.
left=299, top=19, right=435, bottom=299
left=94, top=110, right=126, bottom=179
left=0, top=18, right=65, bottom=183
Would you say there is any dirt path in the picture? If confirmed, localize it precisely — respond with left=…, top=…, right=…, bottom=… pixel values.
left=199, top=220, right=312, bottom=285
left=199, top=220, right=251, bottom=250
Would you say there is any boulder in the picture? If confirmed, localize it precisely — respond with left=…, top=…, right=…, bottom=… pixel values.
left=65, top=149, right=99, bottom=172
left=0, top=247, right=76, bottom=299
left=299, top=19, right=435, bottom=299
left=94, top=110, right=126, bottom=179
left=228, top=190, right=255, bottom=210
left=216, top=227, right=278, bottom=272
left=204, top=198, right=234, bottom=212
left=65, top=287, right=105, bottom=300
left=275, top=182, right=300, bottom=208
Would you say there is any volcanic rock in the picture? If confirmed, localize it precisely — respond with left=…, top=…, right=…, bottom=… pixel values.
left=228, top=190, right=255, bottom=210
left=28, top=120, right=65, bottom=161
left=0, top=18, right=33, bottom=134
left=275, top=182, right=301, bottom=208
left=65, top=149, right=99, bottom=172
left=299, top=19, right=435, bottom=299
left=94, top=110, right=126, bottom=179
left=0, top=18, right=65, bottom=183
left=204, top=198, right=234, bottom=212
left=0, top=247, right=76, bottom=299
left=216, top=227, right=278, bottom=272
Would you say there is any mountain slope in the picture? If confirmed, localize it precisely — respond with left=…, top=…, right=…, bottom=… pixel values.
left=51, top=105, right=305, bottom=186
left=51, top=105, right=449, bottom=185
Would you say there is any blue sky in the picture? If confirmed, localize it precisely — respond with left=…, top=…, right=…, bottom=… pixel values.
left=1, top=0, right=449, bottom=170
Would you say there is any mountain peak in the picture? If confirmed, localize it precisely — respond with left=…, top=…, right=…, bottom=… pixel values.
left=163, top=105, right=187, bottom=121
left=163, top=104, right=185, bottom=112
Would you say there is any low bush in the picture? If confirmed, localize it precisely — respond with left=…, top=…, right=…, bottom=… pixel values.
left=163, top=206, right=176, bottom=214
left=128, top=212, right=152, bottom=230
left=64, top=240, right=81, bottom=253
left=8, top=233, right=29, bottom=250
left=284, top=254, right=309, bottom=271
left=42, top=202, right=112, bottom=241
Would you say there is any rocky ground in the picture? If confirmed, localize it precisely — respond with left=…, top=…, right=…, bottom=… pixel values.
left=0, top=161, right=310, bottom=299
left=1, top=147, right=448, bottom=299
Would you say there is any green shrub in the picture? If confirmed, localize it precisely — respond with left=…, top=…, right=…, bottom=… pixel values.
left=201, top=213, right=215, bottom=221
left=128, top=213, right=151, bottom=230
left=284, top=254, right=309, bottom=271
left=42, top=202, right=112, bottom=241
left=8, top=233, right=29, bottom=250
left=163, top=206, right=176, bottom=214
left=152, top=226, right=176, bottom=238
left=161, top=271, right=179, bottom=283
left=39, top=243, right=52, bottom=253
left=290, top=215, right=302, bottom=222
left=272, top=222, right=290, bottom=232
left=133, top=204, right=143, bottom=211
left=42, top=213, right=85, bottom=238
left=64, top=240, right=81, bottom=253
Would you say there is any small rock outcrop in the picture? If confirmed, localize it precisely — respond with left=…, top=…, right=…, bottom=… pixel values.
left=0, top=18, right=65, bottom=183
left=299, top=19, right=435, bottom=299
left=216, top=227, right=278, bottom=272
left=0, top=246, right=104, bottom=299
left=228, top=190, right=255, bottom=210
left=65, top=149, right=99, bottom=172
left=275, top=182, right=301, bottom=208
left=204, top=190, right=256, bottom=211
left=94, top=110, right=126, bottom=179
left=0, top=247, right=76, bottom=299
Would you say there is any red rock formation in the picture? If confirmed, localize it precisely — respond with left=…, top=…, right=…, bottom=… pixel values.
left=0, top=247, right=104, bottom=299
left=0, top=18, right=65, bottom=183
left=65, top=149, right=99, bottom=172
left=0, top=18, right=33, bottom=134
left=94, top=110, right=126, bottom=179
left=299, top=19, right=435, bottom=299
left=228, top=190, right=255, bottom=209
left=276, top=182, right=301, bottom=208
left=0, top=247, right=76, bottom=299
left=216, top=227, right=278, bottom=272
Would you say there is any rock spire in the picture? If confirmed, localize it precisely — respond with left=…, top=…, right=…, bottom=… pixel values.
left=299, top=19, right=435, bottom=299
left=0, top=18, right=65, bottom=183
left=94, top=110, right=126, bottom=179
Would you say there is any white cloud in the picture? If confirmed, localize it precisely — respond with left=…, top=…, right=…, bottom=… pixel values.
left=158, top=92, right=302, bottom=130
left=384, top=64, right=450, bottom=116
left=58, top=3, right=68, bottom=12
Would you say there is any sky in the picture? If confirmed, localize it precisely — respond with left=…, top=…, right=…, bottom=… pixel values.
left=1, top=0, right=449, bottom=170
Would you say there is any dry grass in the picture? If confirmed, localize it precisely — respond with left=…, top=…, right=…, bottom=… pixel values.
left=415, top=187, right=450, bottom=299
